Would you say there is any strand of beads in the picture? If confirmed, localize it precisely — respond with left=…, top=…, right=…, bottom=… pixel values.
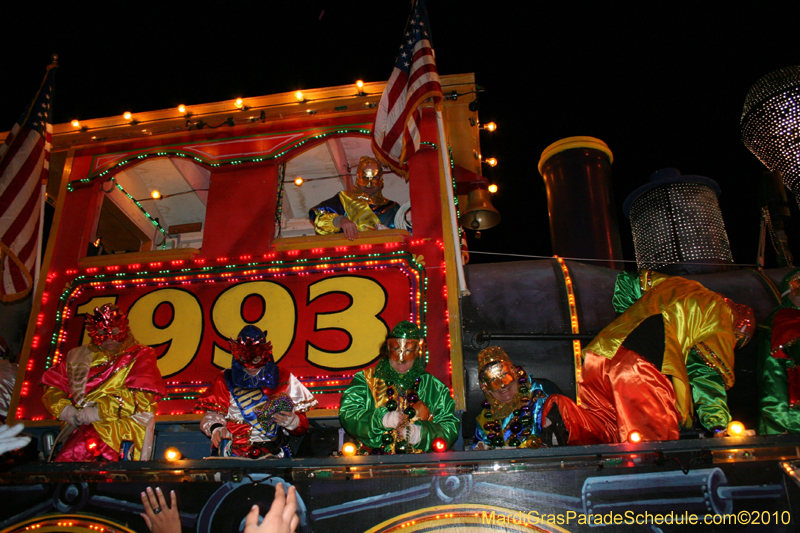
left=379, top=376, right=422, bottom=454
left=482, top=367, right=541, bottom=448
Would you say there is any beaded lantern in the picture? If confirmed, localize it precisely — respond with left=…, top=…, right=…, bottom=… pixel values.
left=623, top=168, right=734, bottom=275
left=741, top=66, right=800, bottom=203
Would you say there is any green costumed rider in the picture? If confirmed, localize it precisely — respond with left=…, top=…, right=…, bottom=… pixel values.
left=758, top=268, right=800, bottom=434
left=339, top=321, right=460, bottom=453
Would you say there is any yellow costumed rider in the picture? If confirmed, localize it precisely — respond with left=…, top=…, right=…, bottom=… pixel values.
left=339, top=321, right=460, bottom=453
left=308, top=156, right=401, bottom=241
left=41, top=304, right=166, bottom=461
left=541, top=271, right=755, bottom=445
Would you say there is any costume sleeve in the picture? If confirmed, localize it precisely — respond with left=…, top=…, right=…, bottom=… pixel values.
left=133, top=389, right=158, bottom=414
left=288, top=412, right=309, bottom=436
left=200, top=411, right=228, bottom=437
left=313, top=212, right=341, bottom=235
left=339, top=372, right=389, bottom=449
left=759, top=354, right=800, bottom=434
left=93, top=386, right=158, bottom=421
left=196, top=373, right=232, bottom=414
left=530, top=380, right=549, bottom=434
left=310, top=194, right=346, bottom=235
left=686, top=348, right=731, bottom=430
left=42, top=386, right=72, bottom=419
left=473, top=411, right=489, bottom=449
left=689, top=298, right=737, bottom=390
left=415, top=375, right=460, bottom=451
left=612, top=271, right=644, bottom=313
left=283, top=373, right=316, bottom=437
left=287, top=373, right=318, bottom=413
left=126, top=347, right=167, bottom=399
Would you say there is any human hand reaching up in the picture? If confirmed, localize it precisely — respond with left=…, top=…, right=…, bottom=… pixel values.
left=141, top=486, right=180, bottom=533
left=244, top=484, right=299, bottom=533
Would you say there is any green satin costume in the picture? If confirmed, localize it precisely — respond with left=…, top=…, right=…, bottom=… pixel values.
left=758, top=268, right=800, bottom=434
left=339, top=359, right=460, bottom=453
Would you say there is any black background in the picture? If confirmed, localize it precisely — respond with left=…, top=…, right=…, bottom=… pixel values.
left=4, top=2, right=800, bottom=266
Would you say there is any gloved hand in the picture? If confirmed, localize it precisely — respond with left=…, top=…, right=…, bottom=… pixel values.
left=273, top=411, right=299, bottom=431
left=407, top=423, right=421, bottom=445
left=0, top=423, right=31, bottom=456
left=59, top=405, right=79, bottom=426
left=382, top=411, right=404, bottom=429
left=76, top=406, right=102, bottom=425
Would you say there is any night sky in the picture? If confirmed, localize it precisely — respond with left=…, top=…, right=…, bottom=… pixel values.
left=4, top=2, right=800, bottom=267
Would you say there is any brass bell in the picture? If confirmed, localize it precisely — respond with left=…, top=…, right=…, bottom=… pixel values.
left=460, top=188, right=500, bottom=230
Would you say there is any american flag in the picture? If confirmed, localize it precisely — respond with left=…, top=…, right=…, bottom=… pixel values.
left=0, top=62, right=56, bottom=302
left=372, top=0, right=442, bottom=177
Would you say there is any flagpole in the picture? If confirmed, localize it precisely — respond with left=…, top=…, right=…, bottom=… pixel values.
left=435, top=110, right=469, bottom=297
left=34, top=184, right=45, bottom=290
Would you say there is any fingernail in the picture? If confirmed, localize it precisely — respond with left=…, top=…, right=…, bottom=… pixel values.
left=156, top=487, right=162, bottom=493
left=146, top=487, right=152, bottom=493
left=141, top=492, right=146, bottom=498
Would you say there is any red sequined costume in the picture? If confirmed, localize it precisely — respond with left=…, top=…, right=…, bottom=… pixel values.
left=195, top=325, right=317, bottom=458
left=196, top=368, right=317, bottom=457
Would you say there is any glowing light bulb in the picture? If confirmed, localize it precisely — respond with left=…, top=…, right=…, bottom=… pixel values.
left=151, top=190, right=161, bottom=199
left=341, top=442, right=357, bottom=456
left=165, top=447, right=181, bottom=461
left=294, top=177, right=304, bottom=187
left=727, top=421, right=745, bottom=436
left=295, top=91, right=304, bottom=102
left=356, top=80, right=364, bottom=92
left=432, top=438, right=447, bottom=452
left=178, top=104, right=186, bottom=113
left=628, top=431, right=642, bottom=443
left=488, top=184, right=498, bottom=193
left=71, top=119, right=80, bottom=128
left=234, top=98, right=244, bottom=109
left=483, top=122, right=497, bottom=132
left=123, top=112, right=132, bottom=120
left=484, top=157, right=498, bottom=167
left=86, top=438, right=101, bottom=456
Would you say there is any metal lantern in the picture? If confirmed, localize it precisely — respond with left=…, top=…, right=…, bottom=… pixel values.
left=741, top=66, right=800, bottom=202
left=623, top=168, right=734, bottom=274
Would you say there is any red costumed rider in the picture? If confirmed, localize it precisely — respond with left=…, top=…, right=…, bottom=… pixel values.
left=41, top=304, right=166, bottom=461
left=196, top=325, right=317, bottom=458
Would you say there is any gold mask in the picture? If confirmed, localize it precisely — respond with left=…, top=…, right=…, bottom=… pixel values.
left=387, top=338, right=419, bottom=363
left=480, top=360, right=517, bottom=391
left=356, top=162, right=383, bottom=189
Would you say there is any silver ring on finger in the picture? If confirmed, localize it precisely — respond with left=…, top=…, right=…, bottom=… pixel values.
left=153, top=507, right=162, bottom=515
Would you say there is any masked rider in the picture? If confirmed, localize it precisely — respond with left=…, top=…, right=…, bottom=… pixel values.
left=309, top=156, right=401, bottom=240
left=474, top=347, right=551, bottom=450
left=196, top=325, right=317, bottom=458
left=541, top=270, right=756, bottom=445
left=41, top=304, right=166, bottom=461
left=339, top=321, right=460, bottom=453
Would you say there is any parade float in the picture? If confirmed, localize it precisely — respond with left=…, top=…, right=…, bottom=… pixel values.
left=2, top=18, right=800, bottom=533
